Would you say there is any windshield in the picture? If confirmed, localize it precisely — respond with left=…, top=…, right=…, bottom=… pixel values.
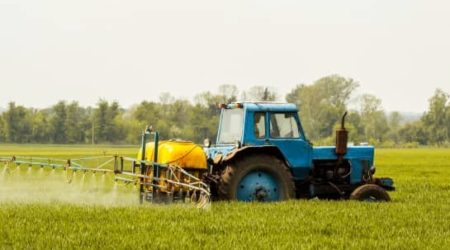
left=217, top=109, right=244, bottom=144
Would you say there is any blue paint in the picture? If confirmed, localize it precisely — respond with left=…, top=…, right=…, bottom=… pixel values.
left=240, top=109, right=313, bottom=175
left=349, top=159, right=363, bottom=184
left=236, top=171, right=280, bottom=201
left=312, top=146, right=374, bottom=162
left=312, top=146, right=374, bottom=183
left=206, top=102, right=380, bottom=194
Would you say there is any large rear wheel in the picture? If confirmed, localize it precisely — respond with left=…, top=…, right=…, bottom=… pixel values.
left=218, top=154, right=295, bottom=201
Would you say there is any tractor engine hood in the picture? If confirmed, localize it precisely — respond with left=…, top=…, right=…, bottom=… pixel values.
left=312, top=146, right=375, bottom=162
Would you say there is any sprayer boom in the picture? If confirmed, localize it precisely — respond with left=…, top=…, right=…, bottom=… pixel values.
left=0, top=155, right=210, bottom=208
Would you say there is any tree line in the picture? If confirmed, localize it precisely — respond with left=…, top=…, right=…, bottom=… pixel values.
left=0, top=75, right=449, bottom=147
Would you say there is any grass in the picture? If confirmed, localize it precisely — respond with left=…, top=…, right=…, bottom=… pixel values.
left=0, top=146, right=449, bottom=249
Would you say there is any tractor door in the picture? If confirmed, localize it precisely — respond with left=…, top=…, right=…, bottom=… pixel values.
left=266, top=112, right=312, bottom=179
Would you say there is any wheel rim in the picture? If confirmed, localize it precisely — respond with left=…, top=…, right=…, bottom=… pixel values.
left=236, top=170, right=281, bottom=201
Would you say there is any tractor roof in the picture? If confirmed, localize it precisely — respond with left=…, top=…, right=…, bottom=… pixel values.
left=241, top=102, right=298, bottom=112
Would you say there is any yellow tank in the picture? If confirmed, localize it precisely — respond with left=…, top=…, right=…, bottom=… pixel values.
left=137, top=140, right=207, bottom=193
left=137, top=140, right=207, bottom=169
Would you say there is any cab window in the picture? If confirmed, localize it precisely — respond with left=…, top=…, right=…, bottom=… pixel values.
left=254, top=112, right=265, bottom=138
left=270, top=113, right=299, bottom=138
left=217, top=109, right=244, bottom=144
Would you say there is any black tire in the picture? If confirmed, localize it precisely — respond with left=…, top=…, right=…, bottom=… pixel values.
left=218, top=154, right=295, bottom=201
left=350, top=184, right=391, bottom=202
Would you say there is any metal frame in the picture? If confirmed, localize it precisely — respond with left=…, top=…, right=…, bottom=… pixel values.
left=0, top=127, right=211, bottom=208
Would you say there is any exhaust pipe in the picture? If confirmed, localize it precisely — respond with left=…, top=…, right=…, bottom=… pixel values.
left=335, top=112, right=348, bottom=161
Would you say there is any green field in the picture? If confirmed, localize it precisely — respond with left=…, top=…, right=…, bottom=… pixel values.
left=1, top=146, right=449, bottom=249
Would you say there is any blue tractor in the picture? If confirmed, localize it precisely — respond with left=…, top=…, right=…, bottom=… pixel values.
left=203, top=102, right=394, bottom=202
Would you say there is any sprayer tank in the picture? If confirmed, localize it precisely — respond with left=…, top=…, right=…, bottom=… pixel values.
left=137, top=140, right=207, bottom=169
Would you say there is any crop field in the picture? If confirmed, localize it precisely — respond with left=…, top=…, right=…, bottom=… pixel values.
left=0, top=145, right=449, bottom=249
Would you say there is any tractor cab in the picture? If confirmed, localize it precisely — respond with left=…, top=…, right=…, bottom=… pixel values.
left=210, top=102, right=313, bottom=178
left=204, top=102, right=394, bottom=202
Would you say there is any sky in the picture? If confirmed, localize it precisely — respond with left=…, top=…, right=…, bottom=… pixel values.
left=0, top=0, right=449, bottom=112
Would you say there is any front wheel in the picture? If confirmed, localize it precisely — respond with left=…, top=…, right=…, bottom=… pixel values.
left=350, top=184, right=391, bottom=202
left=218, top=154, right=295, bottom=202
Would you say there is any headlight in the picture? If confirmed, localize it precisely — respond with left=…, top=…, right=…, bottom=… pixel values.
left=203, top=138, right=211, bottom=148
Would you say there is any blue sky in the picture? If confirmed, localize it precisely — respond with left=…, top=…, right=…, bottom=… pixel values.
left=0, top=0, right=449, bottom=112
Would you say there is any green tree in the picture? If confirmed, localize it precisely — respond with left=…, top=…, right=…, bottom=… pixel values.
left=0, top=116, right=5, bottom=142
left=286, top=75, right=359, bottom=142
left=387, top=112, right=402, bottom=144
left=167, top=99, right=190, bottom=139
left=65, top=102, right=87, bottom=143
left=422, top=89, right=449, bottom=145
left=133, top=101, right=161, bottom=124
left=95, top=100, right=109, bottom=143
left=117, top=108, right=143, bottom=144
left=193, top=91, right=225, bottom=142
left=132, top=101, right=164, bottom=139
left=2, top=102, right=32, bottom=143
left=30, top=109, right=51, bottom=143
left=49, top=101, right=67, bottom=143
left=188, top=103, right=219, bottom=143
left=345, top=112, right=365, bottom=144
left=398, top=121, right=427, bottom=145
left=359, top=94, right=388, bottom=143
left=447, top=101, right=450, bottom=141
left=93, top=100, right=122, bottom=143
